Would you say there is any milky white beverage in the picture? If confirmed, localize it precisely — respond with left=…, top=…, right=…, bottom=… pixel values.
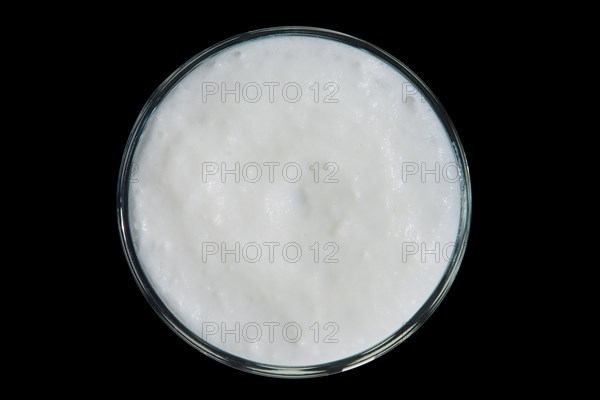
left=121, top=29, right=469, bottom=372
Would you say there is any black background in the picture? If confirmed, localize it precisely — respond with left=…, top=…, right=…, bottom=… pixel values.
left=73, top=14, right=515, bottom=392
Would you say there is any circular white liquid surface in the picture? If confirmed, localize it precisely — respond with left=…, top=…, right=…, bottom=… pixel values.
left=130, top=35, right=461, bottom=366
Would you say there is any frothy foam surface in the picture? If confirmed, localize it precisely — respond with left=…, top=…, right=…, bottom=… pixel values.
left=129, top=36, right=461, bottom=366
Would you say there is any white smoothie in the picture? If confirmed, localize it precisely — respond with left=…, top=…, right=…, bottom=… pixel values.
left=129, top=35, right=462, bottom=366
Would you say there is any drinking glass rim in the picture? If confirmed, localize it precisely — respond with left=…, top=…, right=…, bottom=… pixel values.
left=116, top=26, right=472, bottom=378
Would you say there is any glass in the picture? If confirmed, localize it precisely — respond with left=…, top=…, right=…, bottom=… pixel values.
left=116, top=26, right=472, bottom=378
